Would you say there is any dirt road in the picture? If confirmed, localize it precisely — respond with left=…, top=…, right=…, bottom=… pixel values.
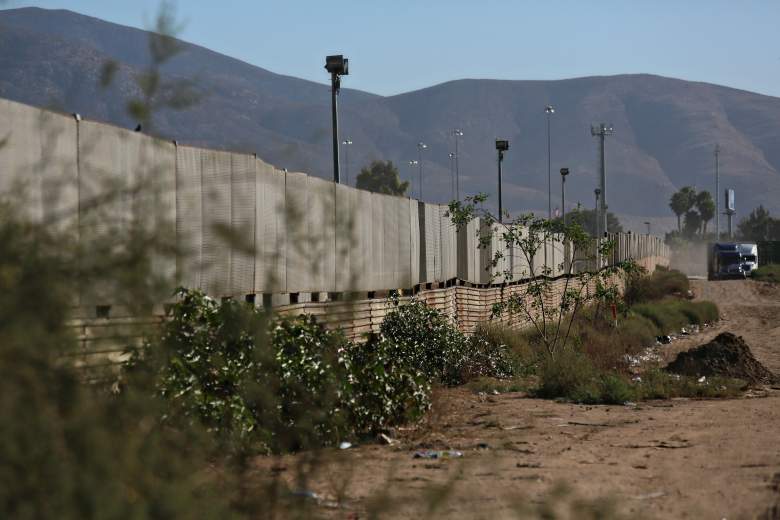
left=254, top=280, right=780, bottom=519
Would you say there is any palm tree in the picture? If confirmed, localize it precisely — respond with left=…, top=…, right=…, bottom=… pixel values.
left=669, top=186, right=696, bottom=231
left=696, top=191, right=716, bottom=235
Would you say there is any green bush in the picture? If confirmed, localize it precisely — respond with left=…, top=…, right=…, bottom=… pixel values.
left=632, top=300, right=719, bottom=334
left=379, top=300, right=516, bottom=385
left=624, top=268, right=689, bottom=305
left=752, top=264, right=780, bottom=283
left=637, top=369, right=745, bottom=399
left=378, top=299, right=467, bottom=384
left=344, top=336, right=431, bottom=432
left=472, top=323, right=536, bottom=374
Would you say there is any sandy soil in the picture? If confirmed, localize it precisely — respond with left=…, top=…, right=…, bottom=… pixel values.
left=253, top=280, right=780, bottom=519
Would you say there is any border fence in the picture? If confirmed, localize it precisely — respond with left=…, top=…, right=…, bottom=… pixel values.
left=0, top=97, right=669, bottom=348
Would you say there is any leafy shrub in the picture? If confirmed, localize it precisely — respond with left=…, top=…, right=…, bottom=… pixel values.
left=378, top=299, right=467, bottom=384
left=472, top=323, right=536, bottom=374
left=624, top=267, right=689, bottom=305
left=536, top=347, right=598, bottom=401
left=379, top=300, right=516, bottom=385
left=636, top=369, right=745, bottom=399
left=752, top=264, right=780, bottom=283
left=344, top=336, right=431, bottom=432
left=632, top=300, right=719, bottom=334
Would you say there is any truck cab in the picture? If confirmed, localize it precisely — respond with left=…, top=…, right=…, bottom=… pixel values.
left=708, top=242, right=758, bottom=280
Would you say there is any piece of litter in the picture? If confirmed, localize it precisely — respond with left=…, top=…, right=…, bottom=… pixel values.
left=378, top=433, right=395, bottom=445
left=632, top=491, right=666, bottom=500
left=339, top=441, right=353, bottom=450
left=697, top=376, right=706, bottom=383
left=413, top=449, right=463, bottom=459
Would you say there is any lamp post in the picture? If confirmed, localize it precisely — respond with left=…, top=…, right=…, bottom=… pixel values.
left=560, top=168, right=570, bottom=225
left=342, top=139, right=352, bottom=185
left=496, top=140, right=509, bottom=223
left=325, top=55, right=349, bottom=183
left=408, top=160, right=418, bottom=197
left=545, top=105, right=555, bottom=222
left=591, top=123, right=614, bottom=233
left=448, top=152, right=456, bottom=201
left=714, top=144, right=720, bottom=239
left=416, top=142, right=427, bottom=200
left=453, top=129, right=463, bottom=200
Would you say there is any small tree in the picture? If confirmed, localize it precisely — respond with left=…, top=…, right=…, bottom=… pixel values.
left=558, top=207, right=623, bottom=236
left=738, top=205, right=779, bottom=241
left=696, top=191, right=716, bottom=235
left=669, top=187, right=697, bottom=232
left=355, top=160, right=409, bottom=196
left=448, top=194, right=641, bottom=359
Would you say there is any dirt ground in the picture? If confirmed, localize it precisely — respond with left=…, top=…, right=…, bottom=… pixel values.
left=253, top=280, right=780, bottom=519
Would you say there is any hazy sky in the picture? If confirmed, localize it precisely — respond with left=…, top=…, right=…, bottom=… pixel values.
left=6, top=0, right=780, bottom=98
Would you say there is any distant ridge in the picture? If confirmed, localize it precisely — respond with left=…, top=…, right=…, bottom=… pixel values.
left=1, top=6, right=779, bottom=222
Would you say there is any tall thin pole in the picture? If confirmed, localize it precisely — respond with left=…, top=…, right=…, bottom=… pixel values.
left=448, top=152, right=456, bottom=201
left=453, top=129, right=463, bottom=200
left=417, top=145, right=424, bottom=199
left=715, top=144, right=720, bottom=240
left=591, top=124, right=613, bottom=234
left=561, top=175, right=566, bottom=226
left=498, top=150, right=504, bottom=223
left=330, top=74, right=340, bottom=183
left=545, top=106, right=554, bottom=222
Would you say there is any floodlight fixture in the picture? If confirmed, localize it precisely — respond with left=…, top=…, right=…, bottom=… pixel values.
left=495, top=139, right=510, bottom=222
left=545, top=105, right=555, bottom=114
left=325, top=54, right=349, bottom=183
left=591, top=123, right=615, bottom=233
left=560, top=168, right=570, bottom=225
left=325, top=55, right=349, bottom=76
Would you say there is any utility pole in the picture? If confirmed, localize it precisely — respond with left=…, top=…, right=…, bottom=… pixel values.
left=591, top=123, right=614, bottom=234
left=453, top=129, right=463, bottom=200
left=496, top=140, right=509, bottom=223
left=325, top=55, right=348, bottom=183
left=714, top=144, right=720, bottom=240
left=545, top=105, right=555, bottom=222
left=560, top=168, right=570, bottom=225
left=417, top=142, right=427, bottom=200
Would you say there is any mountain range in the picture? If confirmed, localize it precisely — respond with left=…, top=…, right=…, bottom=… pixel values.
left=2, top=7, right=779, bottom=230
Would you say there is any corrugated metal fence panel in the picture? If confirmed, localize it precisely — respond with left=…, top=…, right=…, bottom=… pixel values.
left=284, top=170, right=310, bottom=293
left=78, top=120, right=134, bottom=304
left=254, top=161, right=286, bottom=293
left=370, top=193, right=388, bottom=290
left=230, top=153, right=256, bottom=296
left=409, top=199, right=420, bottom=287
left=133, top=134, right=176, bottom=287
left=381, top=194, right=400, bottom=289
left=457, top=218, right=476, bottom=282
left=307, top=175, right=336, bottom=292
left=200, top=149, right=232, bottom=297
left=440, top=205, right=457, bottom=281
left=421, top=203, right=441, bottom=283
left=175, top=145, right=202, bottom=290
left=0, top=99, right=43, bottom=223
left=351, top=187, right=373, bottom=291
left=38, top=107, right=79, bottom=233
left=394, top=196, right=412, bottom=288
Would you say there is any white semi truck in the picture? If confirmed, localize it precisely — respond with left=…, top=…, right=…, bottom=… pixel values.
left=707, top=242, right=758, bottom=280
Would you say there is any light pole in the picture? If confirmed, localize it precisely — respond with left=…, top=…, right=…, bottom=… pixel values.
left=560, top=168, right=570, bottom=225
left=448, top=152, right=456, bottom=201
left=453, top=129, right=463, bottom=199
left=342, top=139, right=353, bottom=185
left=325, top=55, right=349, bottom=183
left=408, top=160, right=418, bottom=197
left=714, top=144, right=720, bottom=239
left=594, top=188, right=601, bottom=236
left=496, top=140, right=509, bottom=223
left=591, top=123, right=614, bottom=234
left=545, top=105, right=555, bottom=222
left=416, top=142, right=427, bottom=200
